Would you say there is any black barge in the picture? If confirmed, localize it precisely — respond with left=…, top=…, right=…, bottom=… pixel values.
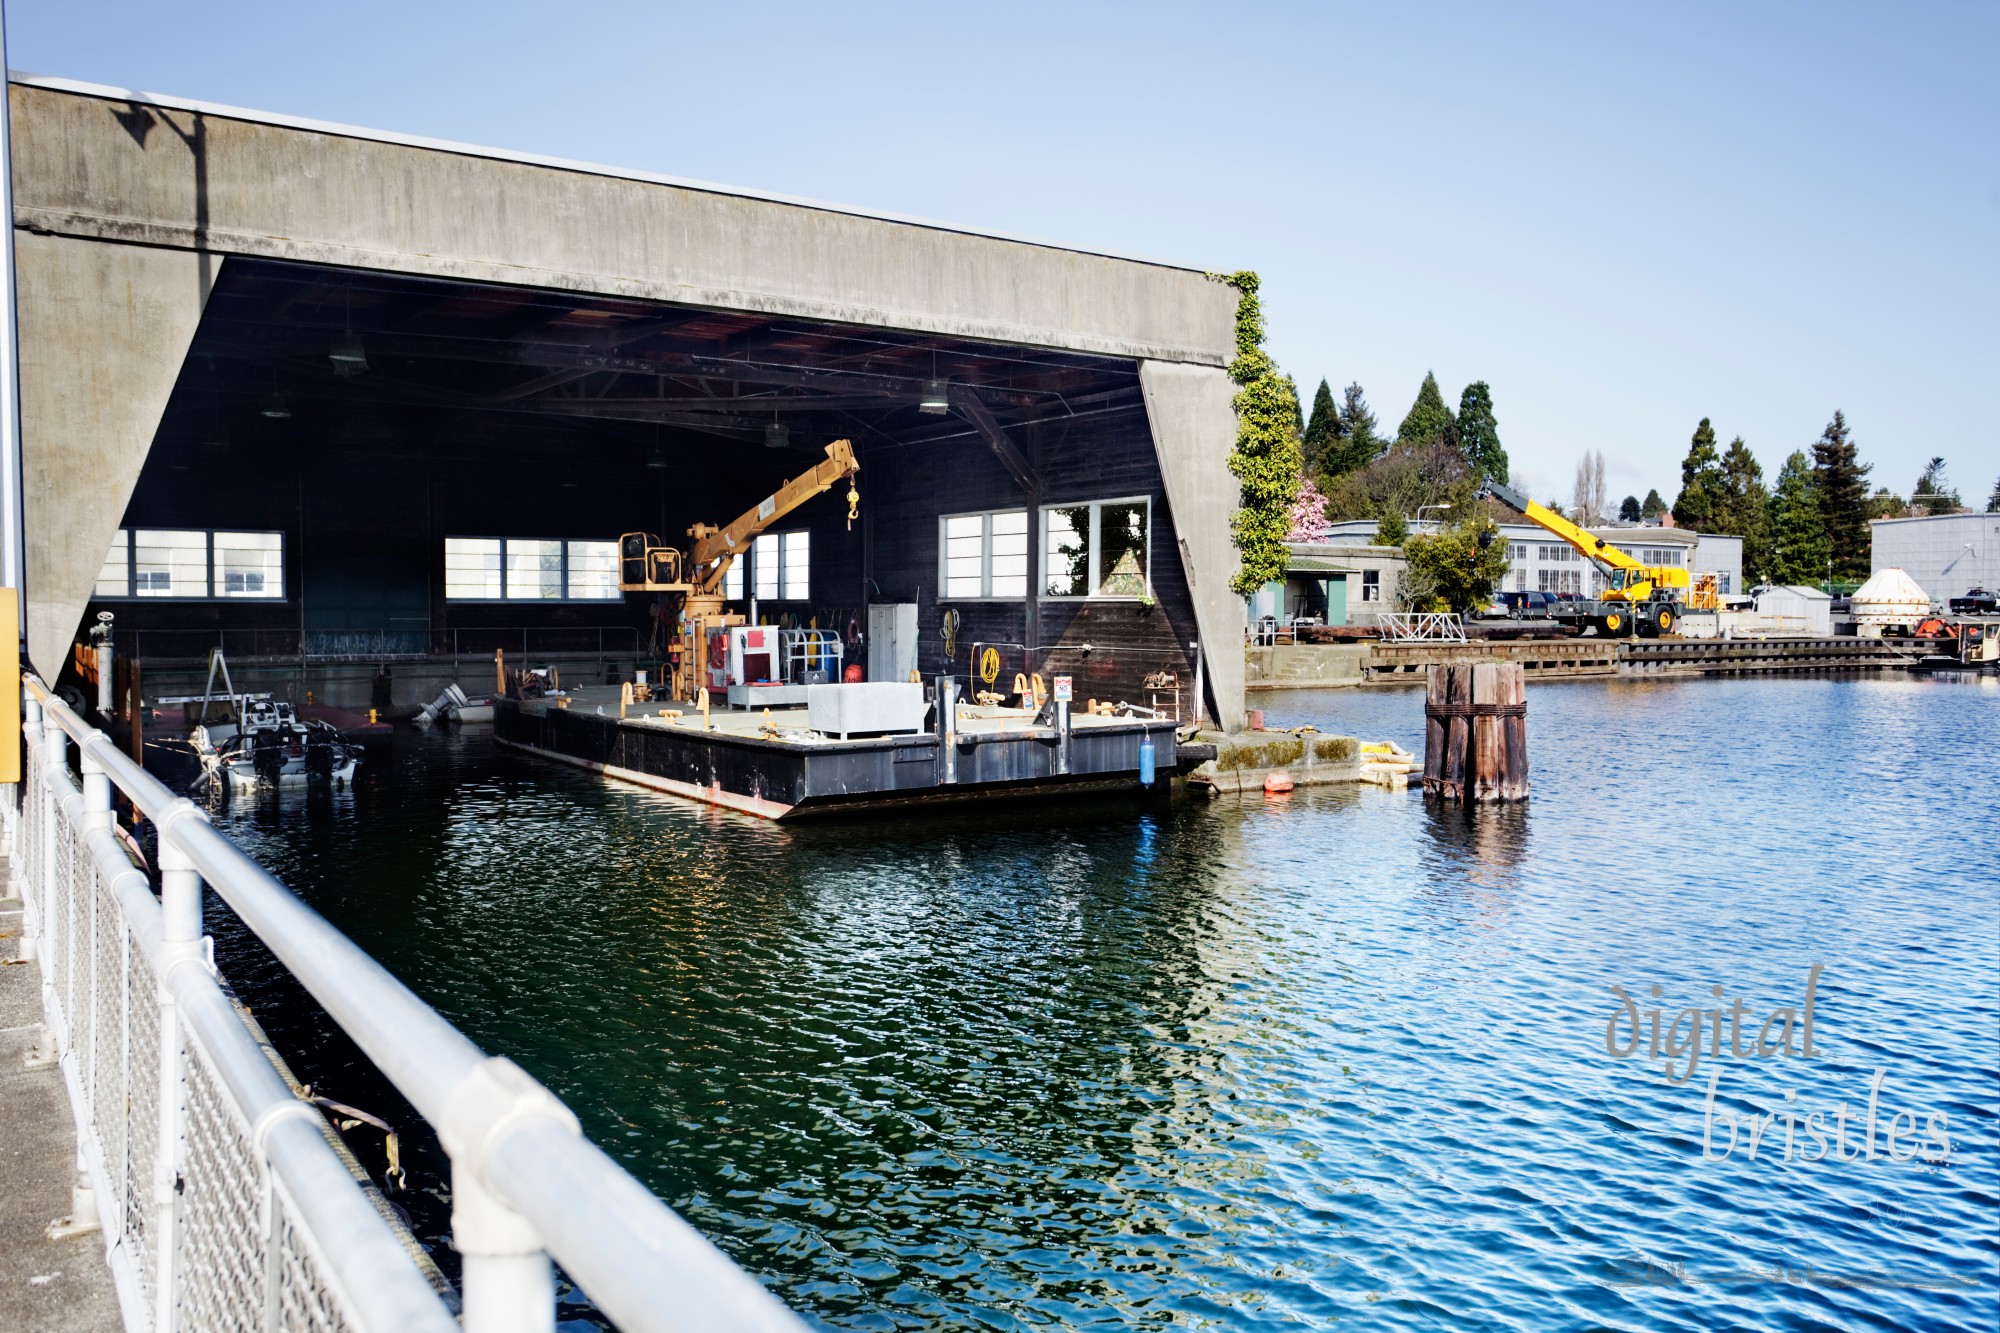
left=495, top=688, right=1178, bottom=820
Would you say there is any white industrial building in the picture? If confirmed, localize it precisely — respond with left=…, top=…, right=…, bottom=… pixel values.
left=1322, top=519, right=1744, bottom=599
left=1870, top=512, right=2000, bottom=606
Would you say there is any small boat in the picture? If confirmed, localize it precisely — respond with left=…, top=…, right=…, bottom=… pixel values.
left=191, top=698, right=362, bottom=790
left=413, top=683, right=495, bottom=726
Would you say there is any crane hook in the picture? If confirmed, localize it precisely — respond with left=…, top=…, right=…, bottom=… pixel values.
left=846, top=469, right=860, bottom=529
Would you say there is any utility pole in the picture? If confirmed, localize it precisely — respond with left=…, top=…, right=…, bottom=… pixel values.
left=0, top=0, right=27, bottom=653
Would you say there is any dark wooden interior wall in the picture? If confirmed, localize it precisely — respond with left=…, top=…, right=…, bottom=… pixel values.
left=93, top=402, right=1197, bottom=707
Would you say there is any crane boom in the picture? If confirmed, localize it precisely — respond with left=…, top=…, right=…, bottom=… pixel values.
left=1480, top=478, right=1644, bottom=572
left=688, top=440, right=858, bottom=592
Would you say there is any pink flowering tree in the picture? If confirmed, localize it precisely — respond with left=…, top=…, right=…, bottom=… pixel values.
left=1284, top=473, right=1332, bottom=543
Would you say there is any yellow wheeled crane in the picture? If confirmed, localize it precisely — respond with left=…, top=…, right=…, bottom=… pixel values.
left=620, top=439, right=859, bottom=699
left=1478, top=478, right=1714, bottom=637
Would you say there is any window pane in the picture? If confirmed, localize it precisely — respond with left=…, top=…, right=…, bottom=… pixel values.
left=565, top=540, right=619, bottom=600
left=1097, top=501, right=1148, bottom=596
left=724, top=557, right=744, bottom=601
left=95, top=530, right=130, bottom=598
left=133, top=529, right=207, bottom=597
left=753, top=534, right=779, bottom=600
left=1044, top=507, right=1089, bottom=597
left=989, top=512, right=1027, bottom=597
left=783, top=531, right=810, bottom=600
left=945, top=516, right=984, bottom=598
left=506, top=539, right=564, bottom=599
left=214, top=531, right=282, bottom=599
left=445, top=538, right=503, bottom=600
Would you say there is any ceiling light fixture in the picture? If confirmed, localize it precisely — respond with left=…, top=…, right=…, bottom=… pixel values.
left=647, top=447, right=667, bottom=470
left=260, top=391, right=291, bottom=419
left=329, top=332, right=368, bottom=377
left=918, top=377, right=949, bottom=415
left=765, top=418, right=790, bottom=450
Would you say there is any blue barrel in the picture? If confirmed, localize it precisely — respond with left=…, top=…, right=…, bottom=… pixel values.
left=1138, top=739, right=1156, bottom=785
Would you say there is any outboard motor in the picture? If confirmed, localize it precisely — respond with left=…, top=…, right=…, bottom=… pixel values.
left=305, top=727, right=335, bottom=779
left=412, top=683, right=472, bottom=726
left=252, top=728, right=285, bottom=783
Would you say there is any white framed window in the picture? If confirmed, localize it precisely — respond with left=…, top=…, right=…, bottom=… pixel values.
left=95, top=528, right=286, bottom=600
left=1639, top=547, right=1684, bottom=566
left=444, top=538, right=622, bottom=601
left=1508, top=543, right=1529, bottom=562
left=1042, top=498, right=1150, bottom=599
left=1537, top=544, right=1577, bottom=563
left=1361, top=570, right=1382, bottom=603
left=1538, top=568, right=1582, bottom=594
left=751, top=531, right=810, bottom=601
left=723, top=557, right=744, bottom=602
left=940, top=509, right=1029, bottom=600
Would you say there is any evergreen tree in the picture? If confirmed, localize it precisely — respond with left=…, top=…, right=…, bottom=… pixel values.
left=1809, top=410, right=1872, bottom=580
left=1218, top=273, right=1304, bottom=595
left=1988, top=474, right=2000, bottom=513
left=1766, top=450, right=1830, bottom=585
left=1715, top=437, right=1769, bottom=581
left=1302, top=378, right=1342, bottom=475
left=1619, top=495, right=1642, bottom=522
left=1911, top=456, right=1961, bottom=514
left=1868, top=487, right=1908, bottom=520
left=1641, top=488, right=1667, bottom=520
left=1285, top=375, right=1305, bottom=441
left=1396, top=371, right=1458, bottom=449
left=1325, top=382, right=1381, bottom=477
left=1373, top=511, right=1409, bottom=547
left=1456, top=381, right=1508, bottom=482
left=1672, top=419, right=1725, bottom=530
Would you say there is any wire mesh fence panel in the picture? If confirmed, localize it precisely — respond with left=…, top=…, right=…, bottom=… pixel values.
left=272, top=1179, right=356, bottom=1333
left=178, top=1036, right=269, bottom=1333
left=127, top=935, right=162, bottom=1313
left=91, top=862, right=130, bottom=1235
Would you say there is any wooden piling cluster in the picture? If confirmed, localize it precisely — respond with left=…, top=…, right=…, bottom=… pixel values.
left=1423, top=662, right=1528, bottom=802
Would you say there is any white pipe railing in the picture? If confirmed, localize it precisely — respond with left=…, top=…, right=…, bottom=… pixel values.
left=7, top=675, right=808, bottom=1333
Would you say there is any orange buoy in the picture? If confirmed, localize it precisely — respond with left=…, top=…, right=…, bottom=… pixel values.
left=1263, top=769, right=1295, bottom=794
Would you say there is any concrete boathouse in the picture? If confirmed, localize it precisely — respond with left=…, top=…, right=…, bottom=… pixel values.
left=9, top=74, right=1248, bottom=732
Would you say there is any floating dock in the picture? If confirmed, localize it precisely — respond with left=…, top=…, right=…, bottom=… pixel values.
left=495, top=687, right=1179, bottom=820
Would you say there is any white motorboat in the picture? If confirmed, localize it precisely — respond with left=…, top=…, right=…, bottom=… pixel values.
left=191, top=698, right=362, bottom=790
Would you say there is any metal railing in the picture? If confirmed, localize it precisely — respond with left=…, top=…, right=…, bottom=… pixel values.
left=6, top=674, right=806, bottom=1333
left=1377, top=612, right=1468, bottom=643
left=111, top=626, right=645, bottom=665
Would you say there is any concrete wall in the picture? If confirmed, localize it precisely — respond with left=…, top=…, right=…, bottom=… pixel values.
left=1139, top=362, right=1245, bottom=731
left=11, top=80, right=1235, bottom=366
left=14, top=233, right=212, bottom=672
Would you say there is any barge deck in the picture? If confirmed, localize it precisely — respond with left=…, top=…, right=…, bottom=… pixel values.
left=495, top=687, right=1179, bottom=820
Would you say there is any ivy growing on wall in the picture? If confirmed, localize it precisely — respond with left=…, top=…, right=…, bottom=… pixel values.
left=1215, top=271, right=1303, bottom=596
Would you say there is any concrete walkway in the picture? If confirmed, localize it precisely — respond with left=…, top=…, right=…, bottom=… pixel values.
left=0, top=856, right=124, bottom=1333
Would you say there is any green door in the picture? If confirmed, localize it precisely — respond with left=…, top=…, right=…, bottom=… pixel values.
left=1326, top=574, right=1348, bottom=627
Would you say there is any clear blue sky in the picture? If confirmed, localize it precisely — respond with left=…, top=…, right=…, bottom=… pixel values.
left=12, top=2, right=1997, bottom=509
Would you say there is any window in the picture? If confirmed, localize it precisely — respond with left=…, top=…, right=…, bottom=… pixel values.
left=723, top=557, right=744, bottom=602
left=1639, top=547, right=1684, bottom=566
left=1361, top=570, right=1381, bottom=603
left=443, top=538, right=622, bottom=601
left=95, top=529, right=285, bottom=600
left=940, top=509, right=1029, bottom=599
left=1508, top=543, right=1528, bottom=562
left=213, top=532, right=282, bottom=597
left=1538, top=568, right=1582, bottom=594
left=1717, top=572, right=1732, bottom=595
left=1043, top=498, right=1150, bottom=599
left=1513, top=569, right=1527, bottom=592
left=1537, top=544, right=1577, bottom=563
left=752, top=531, right=810, bottom=601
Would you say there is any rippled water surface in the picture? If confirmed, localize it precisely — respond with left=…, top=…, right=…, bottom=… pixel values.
left=209, top=676, right=1999, bottom=1331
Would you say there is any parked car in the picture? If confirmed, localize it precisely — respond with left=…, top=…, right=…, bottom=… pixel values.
left=1948, top=587, right=1997, bottom=615
left=1493, top=590, right=1557, bottom=619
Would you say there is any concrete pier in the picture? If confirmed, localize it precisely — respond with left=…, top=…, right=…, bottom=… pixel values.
left=0, top=858, right=122, bottom=1333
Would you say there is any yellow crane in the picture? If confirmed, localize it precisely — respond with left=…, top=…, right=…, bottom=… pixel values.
left=620, top=439, right=859, bottom=698
left=1478, top=478, right=1715, bottom=636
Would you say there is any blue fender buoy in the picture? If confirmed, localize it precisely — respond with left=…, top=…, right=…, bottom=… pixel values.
left=1138, top=739, right=1156, bottom=785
